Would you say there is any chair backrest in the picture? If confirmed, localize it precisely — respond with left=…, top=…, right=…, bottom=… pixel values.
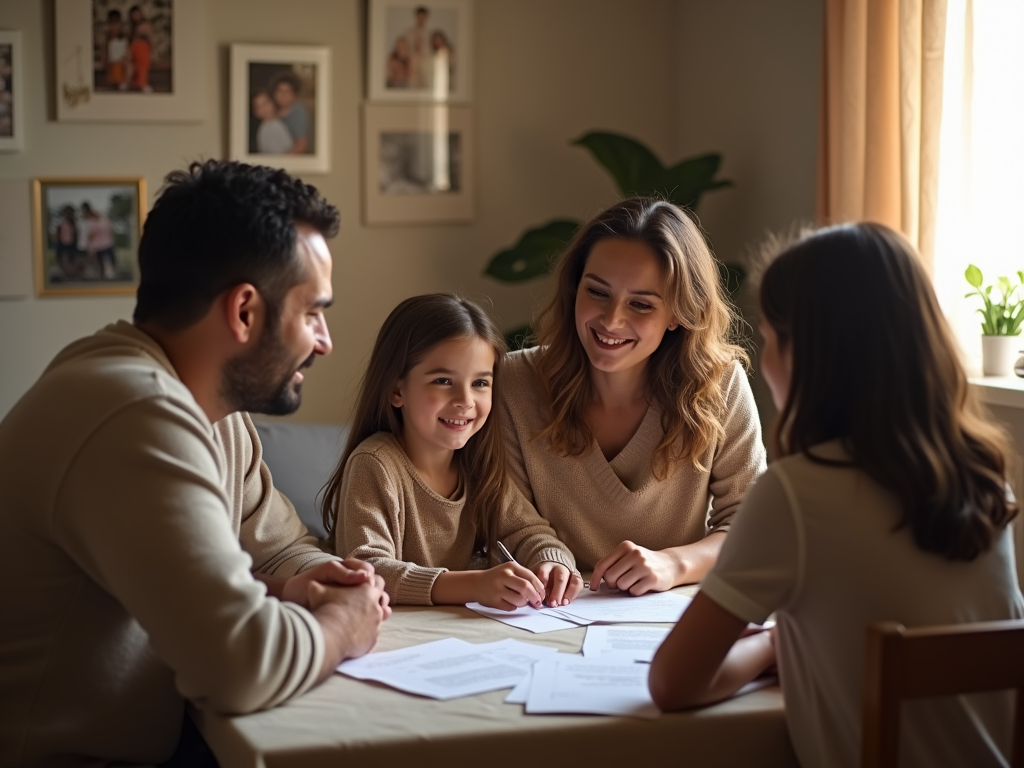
left=861, top=619, right=1024, bottom=768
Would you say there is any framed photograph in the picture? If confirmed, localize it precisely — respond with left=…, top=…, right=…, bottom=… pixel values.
left=230, top=44, right=331, bottom=175
left=363, top=103, right=474, bottom=224
left=367, top=0, right=473, bottom=103
left=0, top=32, right=24, bottom=152
left=55, top=0, right=207, bottom=122
left=32, top=178, right=146, bottom=297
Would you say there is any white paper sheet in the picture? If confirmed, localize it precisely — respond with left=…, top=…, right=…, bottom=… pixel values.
left=553, top=589, right=693, bottom=624
left=504, top=667, right=532, bottom=704
left=337, top=637, right=471, bottom=679
left=338, top=637, right=558, bottom=700
left=524, top=657, right=660, bottom=718
left=466, top=602, right=580, bottom=633
left=581, top=625, right=671, bottom=662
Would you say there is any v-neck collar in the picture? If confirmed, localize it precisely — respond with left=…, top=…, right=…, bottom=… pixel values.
left=583, top=404, right=662, bottom=497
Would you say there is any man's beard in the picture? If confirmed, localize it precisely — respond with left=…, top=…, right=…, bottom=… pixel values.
left=221, top=322, right=314, bottom=416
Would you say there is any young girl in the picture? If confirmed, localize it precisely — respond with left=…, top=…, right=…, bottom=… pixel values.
left=322, top=294, right=582, bottom=610
left=649, top=223, right=1024, bottom=767
left=501, top=197, right=766, bottom=594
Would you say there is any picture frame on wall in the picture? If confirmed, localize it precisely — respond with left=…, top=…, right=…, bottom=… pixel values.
left=363, top=103, right=474, bottom=224
left=0, top=31, right=25, bottom=152
left=367, top=0, right=473, bottom=103
left=32, top=177, right=147, bottom=297
left=230, top=44, right=331, bottom=175
left=54, top=0, right=207, bottom=122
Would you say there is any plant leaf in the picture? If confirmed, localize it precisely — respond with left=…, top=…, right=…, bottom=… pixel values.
left=571, top=132, right=664, bottom=196
left=965, top=264, right=983, bottom=288
left=655, top=154, right=731, bottom=210
left=484, top=219, right=580, bottom=283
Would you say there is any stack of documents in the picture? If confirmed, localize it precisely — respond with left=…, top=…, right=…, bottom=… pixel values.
left=337, top=624, right=773, bottom=719
left=337, top=637, right=558, bottom=700
left=467, top=589, right=694, bottom=633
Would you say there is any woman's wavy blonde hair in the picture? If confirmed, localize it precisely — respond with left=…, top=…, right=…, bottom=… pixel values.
left=531, top=197, right=747, bottom=477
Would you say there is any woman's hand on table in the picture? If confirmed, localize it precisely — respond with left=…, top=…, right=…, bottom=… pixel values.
left=532, top=562, right=584, bottom=607
left=590, top=534, right=728, bottom=595
left=590, top=541, right=679, bottom=595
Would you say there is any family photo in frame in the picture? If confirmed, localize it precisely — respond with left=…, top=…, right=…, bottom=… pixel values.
left=230, top=44, right=331, bottom=174
left=363, top=104, right=474, bottom=224
left=91, top=0, right=173, bottom=95
left=55, top=0, right=205, bottom=122
left=32, top=178, right=146, bottom=297
left=367, top=0, right=473, bottom=103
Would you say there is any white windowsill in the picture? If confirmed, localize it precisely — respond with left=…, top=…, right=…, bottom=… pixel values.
left=969, top=376, right=1024, bottom=409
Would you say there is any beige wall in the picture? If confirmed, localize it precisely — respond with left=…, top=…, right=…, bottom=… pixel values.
left=673, top=0, right=823, bottom=433
left=0, top=0, right=822, bottom=427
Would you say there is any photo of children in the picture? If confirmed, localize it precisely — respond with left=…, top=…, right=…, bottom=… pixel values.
left=0, top=43, right=12, bottom=138
left=92, top=0, right=172, bottom=93
left=38, top=182, right=141, bottom=289
left=383, top=4, right=459, bottom=94
left=247, top=62, right=317, bottom=156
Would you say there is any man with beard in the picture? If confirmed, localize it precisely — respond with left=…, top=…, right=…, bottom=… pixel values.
left=0, top=160, right=390, bottom=768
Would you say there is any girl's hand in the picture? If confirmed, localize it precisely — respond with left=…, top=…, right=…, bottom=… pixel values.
left=590, top=541, right=676, bottom=595
left=533, top=562, right=584, bottom=606
left=477, top=562, right=545, bottom=611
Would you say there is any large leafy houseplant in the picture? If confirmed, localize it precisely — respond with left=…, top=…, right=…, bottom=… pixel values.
left=484, top=131, right=741, bottom=345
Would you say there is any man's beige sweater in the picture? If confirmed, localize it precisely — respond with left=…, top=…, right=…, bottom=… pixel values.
left=0, top=322, right=333, bottom=767
left=501, top=347, right=767, bottom=571
left=336, top=432, right=576, bottom=604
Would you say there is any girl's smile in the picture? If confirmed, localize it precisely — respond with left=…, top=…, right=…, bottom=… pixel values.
left=390, top=335, right=495, bottom=465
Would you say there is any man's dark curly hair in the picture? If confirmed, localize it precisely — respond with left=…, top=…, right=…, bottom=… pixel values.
left=133, top=159, right=340, bottom=332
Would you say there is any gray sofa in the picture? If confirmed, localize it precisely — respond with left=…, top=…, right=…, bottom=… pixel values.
left=253, top=421, right=350, bottom=540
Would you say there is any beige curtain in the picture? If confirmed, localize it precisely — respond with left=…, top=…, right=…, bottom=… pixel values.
left=817, top=0, right=947, bottom=271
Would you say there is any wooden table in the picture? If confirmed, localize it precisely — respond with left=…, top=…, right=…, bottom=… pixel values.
left=194, top=597, right=797, bottom=768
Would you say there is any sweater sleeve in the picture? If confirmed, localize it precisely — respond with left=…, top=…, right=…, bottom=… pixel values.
left=335, top=451, right=444, bottom=605
left=220, top=412, right=337, bottom=577
left=53, top=398, right=324, bottom=715
left=495, top=483, right=577, bottom=573
left=706, top=363, right=768, bottom=534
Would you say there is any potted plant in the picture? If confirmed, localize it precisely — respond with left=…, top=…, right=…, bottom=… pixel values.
left=483, top=131, right=741, bottom=347
left=964, top=264, right=1024, bottom=375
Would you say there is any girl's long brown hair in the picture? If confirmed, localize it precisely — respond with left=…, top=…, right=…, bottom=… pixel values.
left=532, top=197, right=747, bottom=477
left=760, top=222, right=1016, bottom=560
left=321, top=294, right=509, bottom=552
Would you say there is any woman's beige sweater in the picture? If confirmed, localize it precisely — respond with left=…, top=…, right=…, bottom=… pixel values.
left=500, top=347, right=767, bottom=571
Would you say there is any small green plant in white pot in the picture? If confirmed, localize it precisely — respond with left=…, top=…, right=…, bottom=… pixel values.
left=965, top=264, right=1024, bottom=375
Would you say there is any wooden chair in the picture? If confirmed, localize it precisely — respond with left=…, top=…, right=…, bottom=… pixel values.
left=861, top=619, right=1024, bottom=767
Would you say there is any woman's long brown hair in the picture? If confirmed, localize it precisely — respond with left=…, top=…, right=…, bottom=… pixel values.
left=321, top=294, right=509, bottom=552
left=760, top=222, right=1016, bottom=560
left=532, top=197, right=747, bottom=477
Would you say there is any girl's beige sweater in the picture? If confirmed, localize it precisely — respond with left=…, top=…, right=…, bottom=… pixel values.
left=336, top=432, right=576, bottom=604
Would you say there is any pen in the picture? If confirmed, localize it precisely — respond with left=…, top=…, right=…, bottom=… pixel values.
left=495, top=540, right=518, bottom=565
left=496, top=540, right=546, bottom=608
